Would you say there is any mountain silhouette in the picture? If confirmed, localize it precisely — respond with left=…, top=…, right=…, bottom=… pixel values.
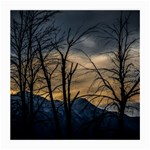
left=11, top=93, right=140, bottom=139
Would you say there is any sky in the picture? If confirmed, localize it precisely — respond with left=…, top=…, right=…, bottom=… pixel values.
left=11, top=10, right=139, bottom=54
left=53, top=11, right=140, bottom=104
left=11, top=11, right=140, bottom=105
left=54, top=11, right=139, bottom=54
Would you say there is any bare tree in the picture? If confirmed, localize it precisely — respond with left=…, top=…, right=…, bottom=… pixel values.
left=36, top=34, right=62, bottom=138
left=83, top=12, right=140, bottom=137
left=51, top=25, right=98, bottom=138
left=11, top=11, right=59, bottom=135
left=11, top=11, right=29, bottom=123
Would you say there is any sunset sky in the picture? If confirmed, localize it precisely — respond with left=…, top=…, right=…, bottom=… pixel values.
left=11, top=11, right=140, bottom=105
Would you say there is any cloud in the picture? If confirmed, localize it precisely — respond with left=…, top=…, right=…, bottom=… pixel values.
left=80, top=36, right=96, bottom=48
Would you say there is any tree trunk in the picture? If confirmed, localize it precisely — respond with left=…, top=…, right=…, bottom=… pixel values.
left=38, top=46, right=61, bottom=138
left=118, top=102, right=126, bottom=138
left=61, top=58, right=72, bottom=138
left=21, top=90, right=27, bottom=123
left=28, top=84, right=34, bottom=138
left=48, top=87, right=62, bottom=138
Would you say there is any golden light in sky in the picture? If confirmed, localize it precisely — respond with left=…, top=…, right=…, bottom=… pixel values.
left=11, top=49, right=139, bottom=106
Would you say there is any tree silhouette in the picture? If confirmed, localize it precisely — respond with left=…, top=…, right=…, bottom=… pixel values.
left=83, top=12, right=140, bottom=137
left=11, top=11, right=139, bottom=139
left=11, top=11, right=59, bottom=137
left=36, top=30, right=62, bottom=138
left=51, top=25, right=98, bottom=138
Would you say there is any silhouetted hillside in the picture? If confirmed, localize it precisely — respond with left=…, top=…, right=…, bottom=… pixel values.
left=11, top=93, right=140, bottom=139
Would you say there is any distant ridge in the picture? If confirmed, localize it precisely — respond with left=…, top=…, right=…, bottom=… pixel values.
left=11, top=93, right=140, bottom=139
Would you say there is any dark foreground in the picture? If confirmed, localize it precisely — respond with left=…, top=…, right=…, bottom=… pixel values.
left=11, top=94, right=140, bottom=140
